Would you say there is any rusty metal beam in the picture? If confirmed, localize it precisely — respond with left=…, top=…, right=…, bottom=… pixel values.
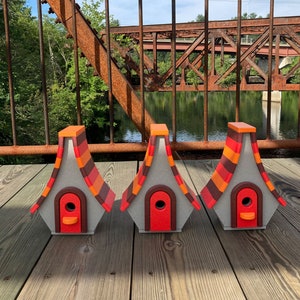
left=142, top=41, right=299, bottom=57
left=46, top=0, right=155, bottom=138
left=0, top=139, right=299, bottom=156
left=106, top=17, right=300, bottom=37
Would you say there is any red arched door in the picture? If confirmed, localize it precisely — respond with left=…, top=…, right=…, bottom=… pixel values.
left=231, top=182, right=263, bottom=228
left=55, top=187, right=87, bottom=233
left=145, top=185, right=176, bottom=232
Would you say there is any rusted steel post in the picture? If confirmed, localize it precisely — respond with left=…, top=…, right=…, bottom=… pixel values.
left=3, top=0, right=17, bottom=146
left=211, top=37, right=216, bottom=76
left=153, top=32, right=158, bottom=75
left=236, top=0, right=242, bottom=122
left=171, top=0, right=177, bottom=142
left=203, top=0, right=209, bottom=141
left=139, top=0, right=146, bottom=141
left=72, top=0, right=82, bottom=125
left=220, top=37, right=224, bottom=66
left=298, top=91, right=300, bottom=139
left=105, top=0, right=114, bottom=143
left=267, top=0, right=274, bottom=139
left=274, top=34, right=280, bottom=76
left=37, top=0, right=50, bottom=145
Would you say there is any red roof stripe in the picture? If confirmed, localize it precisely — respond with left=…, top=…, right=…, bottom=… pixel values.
left=30, top=203, right=40, bottom=214
left=200, top=186, right=217, bottom=208
left=216, top=163, right=233, bottom=183
left=225, top=136, right=242, bottom=153
left=47, top=177, right=56, bottom=189
left=148, top=143, right=155, bottom=157
left=138, top=174, right=146, bottom=186
left=251, top=140, right=259, bottom=154
left=165, top=144, right=172, bottom=157
left=57, top=145, right=64, bottom=158
left=277, top=196, right=287, bottom=206
left=175, top=174, right=184, bottom=186
left=73, top=141, right=89, bottom=159
left=90, top=165, right=101, bottom=184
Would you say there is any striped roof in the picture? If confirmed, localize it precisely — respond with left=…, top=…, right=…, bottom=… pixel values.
left=30, top=126, right=115, bottom=214
left=121, top=124, right=200, bottom=211
left=200, top=122, right=286, bottom=208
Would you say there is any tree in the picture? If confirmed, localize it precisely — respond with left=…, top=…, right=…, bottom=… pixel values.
left=0, top=0, right=118, bottom=163
left=47, top=0, right=119, bottom=143
left=0, top=0, right=45, bottom=148
left=195, top=14, right=205, bottom=22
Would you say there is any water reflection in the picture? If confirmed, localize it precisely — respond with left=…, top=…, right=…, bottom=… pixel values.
left=115, top=91, right=299, bottom=142
left=262, top=100, right=281, bottom=139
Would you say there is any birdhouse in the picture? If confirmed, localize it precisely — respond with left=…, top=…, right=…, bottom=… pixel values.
left=121, top=124, right=201, bottom=232
left=30, top=126, right=115, bottom=235
left=200, top=122, right=286, bottom=230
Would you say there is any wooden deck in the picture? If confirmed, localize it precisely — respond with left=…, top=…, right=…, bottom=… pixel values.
left=0, top=158, right=299, bottom=299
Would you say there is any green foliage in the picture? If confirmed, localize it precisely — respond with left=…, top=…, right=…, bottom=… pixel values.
left=281, top=57, right=300, bottom=84
left=195, top=14, right=205, bottom=22
left=0, top=0, right=44, bottom=146
left=0, top=0, right=114, bottom=159
left=48, top=53, right=109, bottom=141
left=186, top=69, right=201, bottom=86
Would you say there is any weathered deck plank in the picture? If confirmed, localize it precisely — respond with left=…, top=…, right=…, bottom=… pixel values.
left=262, top=158, right=300, bottom=230
left=0, top=165, right=52, bottom=300
left=0, top=159, right=299, bottom=300
left=130, top=161, right=246, bottom=300
left=17, top=161, right=137, bottom=300
left=185, top=159, right=300, bottom=300
left=0, top=164, right=46, bottom=207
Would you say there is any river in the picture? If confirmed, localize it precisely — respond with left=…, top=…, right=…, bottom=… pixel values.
left=114, top=91, right=299, bottom=142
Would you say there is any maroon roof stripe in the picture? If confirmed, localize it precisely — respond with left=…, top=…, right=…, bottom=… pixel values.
left=227, top=127, right=242, bottom=143
left=256, top=162, right=265, bottom=174
left=96, top=183, right=110, bottom=204
left=219, top=155, right=237, bottom=174
left=81, top=157, right=94, bottom=177
left=250, top=132, right=257, bottom=143
left=142, top=165, right=150, bottom=176
left=74, top=129, right=87, bottom=147
left=52, top=167, right=60, bottom=179
left=206, top=179, right=223, bottom=201
left=171, top=165, right=179, bottom=176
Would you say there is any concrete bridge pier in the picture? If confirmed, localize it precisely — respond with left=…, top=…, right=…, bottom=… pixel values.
left=262, top=90, right=282, bottom=103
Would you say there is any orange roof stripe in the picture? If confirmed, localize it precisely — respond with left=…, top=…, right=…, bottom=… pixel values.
left=89, top=174, right=104, bottom=196
left=211, top=171, right=228, bottom=192
left=179, top=183, right=188, bottom=194
left=223, top=146, right=240, bottom=164
left=54, top=157, right=62, bottom=169
left=266, top=180, right=275, bottom=191
left=144, top=155, right=153, bottom=167
left=59, top=125, right=85, bottom=137
left=228, top=122, right=256, bottom=133
left=167, top=155, right=175, bottom=167
left=76, top=148, right=91, bottom=168
left=41, top=186, right=51, bottom=198
left=253, top=152, right=262, bottom=164
left=150, top=124, right=169, bottom=136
